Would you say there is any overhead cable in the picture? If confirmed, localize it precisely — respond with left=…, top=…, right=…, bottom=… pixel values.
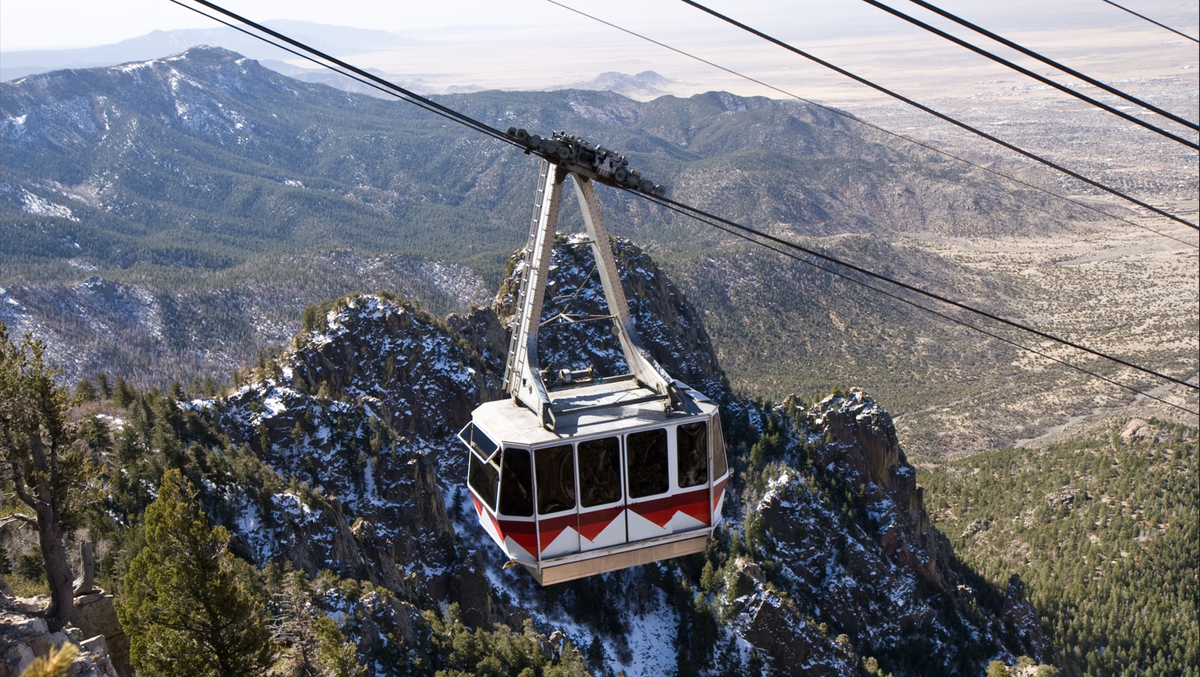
left=1100, top=0, right=1199, bottom=43
left=643, top=194, right=1198, bottom=416
left=639, top=190, right=1198, bottom=392
left=167, top=0, right=480, bottom=128
left=858, top=0, right=1198, bottom=143
left=901, top=0, right=1197, bottom=130
left=178, top=0, right=519, bottom=148
left=172, top=0, right=1200, bottom=398
left=679, top=0, right=1198, bottom=230
left=545, top=0, right=1197, bottom=249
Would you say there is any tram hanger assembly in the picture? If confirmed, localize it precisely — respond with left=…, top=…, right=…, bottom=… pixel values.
left=459, top=133, right=729, bottom=585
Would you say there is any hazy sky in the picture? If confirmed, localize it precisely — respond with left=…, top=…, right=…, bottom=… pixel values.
left=3, top=0, right=1196, bottom=51
left=3, top=0, right=1197, bottom=105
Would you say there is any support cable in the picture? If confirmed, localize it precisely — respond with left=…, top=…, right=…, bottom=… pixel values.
left=171, top=0, right=1200, bottom=399
left=644, top=194, right=1198, bottom=415
left=177, top=0, right=519, bottom=147
left=1100, top=0, right=1199, bottom=43
left=168, top=0, right=477, bottom=127
left=901, top=0, right=1197, bottom=130
left=545, top=0, right=1197, bottom=249
left=859, top=0, right=1198, bottom=141
left=638, top=190, right=1198, bottom=392
left=679, top=0, right=1198, bottom=230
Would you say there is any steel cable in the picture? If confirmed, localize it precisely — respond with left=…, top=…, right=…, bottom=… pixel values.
left=680, top=0, right=1198, bottom=230
left=545, top=0, right=1197, bottom=249
left=640, top=192, right=1198, bottom=415
left=173, top=0, right=1200, bottom=400
left=858, top=0, right=1199, bottom=143
left=1100, top=0, right=1199, bottom=43
left=901, top=0, right=1198, bottom=130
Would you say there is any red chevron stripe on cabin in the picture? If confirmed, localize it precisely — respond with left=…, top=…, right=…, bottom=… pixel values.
left=712, top=477, right=728, bottom=514
left=536, top=512, right=577, bottom=553
left=497, top=518, right=537, bottom=556
left=579, top=505, right=624, bottom=541
left=629, top=486, right=711, bottom=528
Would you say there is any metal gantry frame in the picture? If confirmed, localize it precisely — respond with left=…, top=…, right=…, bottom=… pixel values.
left=502, top=160, right=685, bottom=431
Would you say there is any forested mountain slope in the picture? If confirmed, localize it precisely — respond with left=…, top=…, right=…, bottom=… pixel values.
left=3, top=240, right=1061, bottom=676
left=918, top=418, right=1198, bottom=676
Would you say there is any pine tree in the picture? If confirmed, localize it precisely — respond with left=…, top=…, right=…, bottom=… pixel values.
left=116, top=469, right=274, bottom=676
left=0, top=324, right=95, bottom=631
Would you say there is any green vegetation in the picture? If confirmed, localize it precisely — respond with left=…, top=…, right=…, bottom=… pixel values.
left=0, top=324, right=101, bottom=630
left=0, top=326, right=635, bottom=675
left=423, top=605, right=590, bottom=677
left=116, top=468, right=275, bottom=676
left=918, top=419, right=1198, bottom=676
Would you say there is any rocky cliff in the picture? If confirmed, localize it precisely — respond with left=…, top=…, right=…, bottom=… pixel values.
left=153, top=238, right=1055, bottom=675
left=719, top=391, right=1055, bottom=674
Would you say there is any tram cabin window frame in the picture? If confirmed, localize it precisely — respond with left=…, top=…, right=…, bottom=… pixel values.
left=626, top=428, right=670, bottom=499
left=576, top=436, right=623, bottom=508
left=535, top=444, right=577, bottom=515
left=677, top=421, right=708, bottom=489
left=462, top=422, right=501, bottom=511
left=710, top=414, right=728, bottom=479
left=498, top=447, right=534, bottom=517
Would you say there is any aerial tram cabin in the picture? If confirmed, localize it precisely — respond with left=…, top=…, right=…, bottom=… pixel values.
left=459, top=132, right=729, bottom=585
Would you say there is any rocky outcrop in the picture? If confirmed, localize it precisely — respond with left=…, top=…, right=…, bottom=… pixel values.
left=286, top=295, right=500, bottom=437
left=719, top=390, right=1057, bottom=674
left=725, top=559, right=856, bottom=676
left=0, top=594, right=120, bottom=677
left=811, top=390, right=947, bottom=591
left=174, top=246, right=1059, bottom=675
left=492, top=236, right=728, bottom=398
left=71, top=592, right=131, bottom=677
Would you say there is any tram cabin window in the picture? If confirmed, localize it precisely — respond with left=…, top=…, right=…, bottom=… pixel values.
left=627, top=428, right=668, bottom=498
left=468, top=451, right=499, bottom=511
left=578, top=437, right=621, bottom=507
left=537, top=445, right=576, bottom=515
left=677, top=422, right=708, bottom=488
left=499, top=448, right=533, bottom=516
left=711, top=415, right=728, bottom=478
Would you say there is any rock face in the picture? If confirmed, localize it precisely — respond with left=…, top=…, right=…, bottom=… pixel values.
left=71, top=592, right=131, bottom=677
left=492, top=235, right=728, bottom=398
left=716, top=390, right=1056, bottom=675
left=0, top=594, right=121, bottom=677
left=286, top=294, right=500, bottom=437
left=195, top=296, right=498, bottom=626
left=147, top=242, right=1056, bottom=676
left=812, top=391, right=947, bottom=591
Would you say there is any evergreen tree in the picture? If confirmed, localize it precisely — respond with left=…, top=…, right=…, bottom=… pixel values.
left=74, top=377, right=97, bottom=403
left=116, top=469, right=274, bottom=676
left=0, top=324, right=95, bottom=631
left=273, top=570, right=365, bottom=677
left=113, top=376, right=136, bottom=407
left=95, top=372, right=112, bottom=399
left=986, top=661, right=1012, bottom=677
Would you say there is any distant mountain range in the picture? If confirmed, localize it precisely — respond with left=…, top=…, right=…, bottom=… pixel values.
left=0, top=21, right=413, bottom=82
left=1, top=46, right=1100, bottom=453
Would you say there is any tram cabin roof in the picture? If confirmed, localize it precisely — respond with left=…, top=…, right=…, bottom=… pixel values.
left=471, top=379, right=717, bottom=447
